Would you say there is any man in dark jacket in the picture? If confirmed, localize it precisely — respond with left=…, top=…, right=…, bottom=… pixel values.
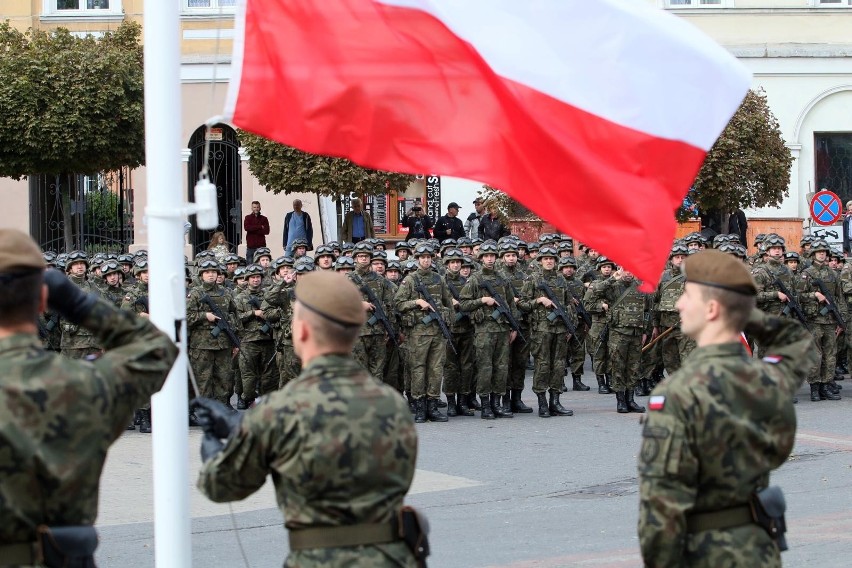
left=434, top=202, right=466, bottom=243
left=244, top=201, right=270, bottom=264
left=479, top=201, right=511, bottom=241
left=728, top=208, right=748, bottom=247
left=402, top=206, right=433, bottom=241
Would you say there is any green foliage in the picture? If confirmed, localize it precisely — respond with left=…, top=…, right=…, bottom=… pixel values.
left=0, top=21, right=144, bottom=178
left=676, top=89, right=793, bottom=222
left=239, top=131, right=415, bottom=197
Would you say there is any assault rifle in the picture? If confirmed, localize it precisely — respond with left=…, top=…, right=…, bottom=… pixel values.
left=772, top=277, right=808, bottom=329
left=413, top=277, right=457, bottom=354
left=569, top=291, right=593, bottom=328
left=537, top=280, right=576, bottom=336
left=445, top=278, right=468, bottom=323
left=593, top=323, right=609, bottom=359
left=201, top=295, right=241, bottom=347
left=480, top=278, right=526, bottom=342
left=247, top=296, right=272, bottom=335
left=352, top=274, right=399, bottom=348
left=811, top=278, right=846, bottom=331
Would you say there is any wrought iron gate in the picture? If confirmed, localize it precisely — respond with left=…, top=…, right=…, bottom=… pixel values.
left=29, top=168, right=134, bottom=253
left=187, top=123, right=242, bottom=256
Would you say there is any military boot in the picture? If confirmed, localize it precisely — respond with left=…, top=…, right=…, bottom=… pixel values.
left=536, top=392, right=550, bottom=417
left=236, top=397, right=247, bottom=410
left=436, top=398, right=448, bottom=408
left=548, top=391, right=573, bottom=416
left=829, top=379, right=842, bottom=392
left=427, top=398, right=449, bottom=422
left=634, top=379, right=651, bottom=397
left=468, top=393, right=482, bottom=411
left=616, top=390, right=629, bottom=413
left=596, top=375, right=612, bottom=394
left=510, top=389, right=533, bottom=413
left=626, top=389, right=646, bottom=413
left=480, top=394, right=495, bottom=420
left=126, top=421, right=136, bottom=431
left=445, top=394, right=458, bottom=417
left=133, top=409, right=143, bottom=425
left=139, top=409, right=152, bottom=433
left=492, top=393, right=513, bottom=418
left=406, top=393, right=416, bottom=414
left=572, top=373, right=591, bottom=391
left=810, top=383, right=821, bottom=402
left=457, top=394, right=474, bottom=417
left=819, top=383, right=841, bottom=401
left=561, top=378, right=568, bottom=393
left=414, top=398, right=427, bottom=423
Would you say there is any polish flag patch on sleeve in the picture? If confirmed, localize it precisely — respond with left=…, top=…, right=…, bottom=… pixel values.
left=762, top=355, right=782, bottom=364
left=649, top=396, right=666, bottom=411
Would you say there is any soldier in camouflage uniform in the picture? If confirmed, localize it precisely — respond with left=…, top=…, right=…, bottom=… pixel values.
left=234, top=264, right=279, bottom=407
left=651, top=245, right=693, bottom=378
left=314, top=244, right=336, bottom=271
left=38, top=251, right=63, bottom=352
left=497, top=241, right=534, bottom=413
left=442, top=249, right=476, bottom=417
left=519, top=247, right=575, bottom=417
left=99, top=260, right=126, bottom=308
left=594, top=268, right=650, bottom=413
left=797, top=239, right=846, bottom=401
left=639, top=250, right=816, bottom=568
left=459, top=242, right=520, bottom=419
left=0, top=229, right=177, bottom=566
left=560, top=257, right=591, bottom=391
left=751, top=236, right=797, bottom=358
left=394, top=245, right=455, bottom=423
left=349, top=242, right=396, bottom=381
left=194, top=271, right=420, bottom=568
left=187, top=259, right=242, bottom=408
left=263, top=258, right=301, bottom=389
left=584, top=256, right=615, bottom=394
left=61, top=250, right=101, bottom=360
left=121, top=259, right=153, bottom=433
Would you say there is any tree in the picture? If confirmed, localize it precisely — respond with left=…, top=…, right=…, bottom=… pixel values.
left=239, top=132, right=415, bottom=197
left=478, top=184, right=537, bottom=221
left=677, top=89, right=793, bottom=223
left=0, top=21, right=144, bottom=250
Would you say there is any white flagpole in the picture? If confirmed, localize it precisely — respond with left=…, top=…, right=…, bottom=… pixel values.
left=144, top=0, right=192, bottom=566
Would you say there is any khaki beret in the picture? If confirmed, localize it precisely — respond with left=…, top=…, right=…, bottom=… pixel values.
left=0, top=229, right=46, bottom=275
left=294, top=271, right=366, bottom=328
left=683, top=249, right=756, bottom=296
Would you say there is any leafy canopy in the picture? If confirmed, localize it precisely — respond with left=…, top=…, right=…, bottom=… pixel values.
left=239, top=131, right=415, bottom=197
left=0, top=21, right=144, bottom=178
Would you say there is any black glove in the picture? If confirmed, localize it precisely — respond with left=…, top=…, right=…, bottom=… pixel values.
left=44, top=268, right=98, bottom=325
left=190, top=397, right=242, bottom=439
left=200, top=431, right=226, bottom=463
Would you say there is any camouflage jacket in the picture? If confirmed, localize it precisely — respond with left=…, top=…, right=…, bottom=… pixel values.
left=499, top=264, right=529, bottom=326
left=187, top=282, right=242, bottom=350
left=235, top=286, right=274, bottom=343
left=797, top=260, right=848, bottom=326
left=595, top=278, right=650, bottom=333
left=38, top=310, right=62, bottom=351
left=0, top=300, right=177, bottom=544
left=653, top=267, right=685, bottom=328
left=458, top=266, right=520, bottom=333
left=60, top=275, right=98, bottom=349
left=348, top=266, right=396, bottom=338
left=101, top=283, right=125, bottom=309
left=443, top=270, right=474, bottom=334
left=518, top=268, right=576, bottom=334
left=638, top=309, right=816, bottom=567
left=121, top=281, right=149, bottom=315
left=394, top=267, right=454, bottom=337
left=752, top=258, right=793, bottom=316
left=197, top=354, right=417, bottom=567
left=262, top=279, right=295, bottom=345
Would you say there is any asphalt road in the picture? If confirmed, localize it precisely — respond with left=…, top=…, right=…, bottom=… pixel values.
left=95, top=372, right=852, bottom=568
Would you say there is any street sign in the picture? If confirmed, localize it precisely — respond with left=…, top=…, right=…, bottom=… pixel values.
left=810, top=190, right=843, bottom=226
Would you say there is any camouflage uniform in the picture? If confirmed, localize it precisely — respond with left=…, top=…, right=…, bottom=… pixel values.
left=563, top=271, right=588, bottom=383
left=187, top=281, right=242, bottom=405
left=60, top=274, right=100, bottom=360
left=500, top=261, right=531, bottom=400
left=652, top=266, right=694, bottom=374
left=38, top=309, right=62, bottom=352
left=752, top=257, right=795, bottom=358
left=638, top=309, right=816, bottom=567
left=349, top=265, right=396, bottom=380
left=235, top=283, right=279, bottom=402
left=394, top=266, right=455, bottom=422
left=197, top=354, right=418, bottom=568
left=583, top=267, right=611, bottom=392
left=262, top=279, right=301, bottom=389
left=444, top=268, right=476, bottom=414
left=0, top=298, right=177, bottom=555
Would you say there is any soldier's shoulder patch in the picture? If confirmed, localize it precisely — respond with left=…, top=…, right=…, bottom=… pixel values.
left=648, top=395, right=666, bottom=411
left=762, top=355, right=782, bottom=364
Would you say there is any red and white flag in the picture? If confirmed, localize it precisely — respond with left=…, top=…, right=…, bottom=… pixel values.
left=226, top=0, right=750, bottom=289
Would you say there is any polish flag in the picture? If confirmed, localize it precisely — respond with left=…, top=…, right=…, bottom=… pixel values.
left=225, top=0, right=750, bottom=289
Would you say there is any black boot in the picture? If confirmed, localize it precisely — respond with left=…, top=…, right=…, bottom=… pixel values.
left=446, top=394, right=458, bottom=417
left=536, top=392, right=550, bottom=417
left=548, top=391, right=573, bottom=416
left=468, top=393, right=482, bottom=411
left=236, top=397, right=247, bottom=410
left=126, top=421, right=136, bottom=431
left=511, top=389, right=533, bottom=413
left=634, top=379, right=651, bottom=397
left=133, top=409, right=143, bottom=425
left=561, top=378, right=568, bottom=393
left=406, top=393, right=416, bottom=414
left=829, top=380, right=842, bottom=392
left=596, top=374, right=612, bottom=394
left=503, top=391, right=513, bottom=414
left=826, top=381, right=840, bottom=395
left=810, top=383, right=821, bottom=402
left=492, top=393, right=513, bottom=418
left=572, top=373, right=591, bottom=391
left=414, top=398, right=427, bottom=423
left=626, top=389, right=646, bottom=413
left=616, top=390, right=629, bottom=413
left=457, top=394, right=474, bottom=416
left=436, top=398, right=448, bottom=408
left=139, top=409, right=152, bottom=433
left=480, top=394, right=495, bottom=420
left=819, top=383, right=841, bottom=401
left=427, top=398, right=448, bottom=422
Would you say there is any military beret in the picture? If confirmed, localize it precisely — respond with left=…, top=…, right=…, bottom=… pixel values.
left=683, top=249, right=757, bottom=296
left=295, top=271, right=365, bottom=328
left=0, top=229, right=46, bottom=276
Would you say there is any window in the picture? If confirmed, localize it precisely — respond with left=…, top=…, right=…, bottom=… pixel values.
left=185, top=0, right=237, bottom=9
left=813, top=0, right=852, bottom=6
left=666, top=0, right=730, bottom=6
left=57, top=0, right=110, bottom=10
left=46, top=0, right=123, bottom=15
left=815, top=134, right=852, bottom=206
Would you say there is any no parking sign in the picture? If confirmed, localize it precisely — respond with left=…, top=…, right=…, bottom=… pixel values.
left=810, top=190, right=843, bottom=226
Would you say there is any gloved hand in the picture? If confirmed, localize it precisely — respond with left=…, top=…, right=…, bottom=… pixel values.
left=190, top=397, right=243, bottom=439
left=44, top=268, right=98, bottom=325
left=200, top=431, right=225, bottom=463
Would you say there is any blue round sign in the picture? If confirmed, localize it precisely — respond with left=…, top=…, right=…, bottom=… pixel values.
left=810, top=190, right=842, bottom=226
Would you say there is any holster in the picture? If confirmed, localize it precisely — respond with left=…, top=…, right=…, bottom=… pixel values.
left=367, top=314, right=378, bottom=326
left=37, top=525, right=98, bottom=568
left=395, top=506, right=430, bottom=568
left=210, top=325, right=222, bottom=338
left=750, top=486, right=788, bottom=552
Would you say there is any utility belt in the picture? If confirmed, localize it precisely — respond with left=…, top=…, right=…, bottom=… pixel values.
left=1, top=525, right=98, bottom=567
left=686, top=487, right=788, bottom=551
left=288, top=507, right=429, bottom=566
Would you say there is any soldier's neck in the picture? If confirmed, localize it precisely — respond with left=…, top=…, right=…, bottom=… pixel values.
left=0, top=323, right=37, bottom=339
